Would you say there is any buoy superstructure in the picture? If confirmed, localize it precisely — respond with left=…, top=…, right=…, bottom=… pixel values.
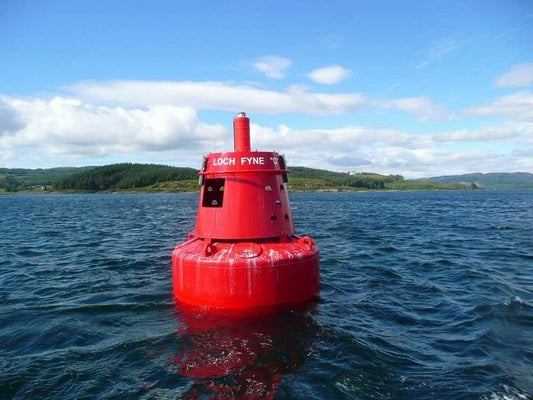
left=172, top=112, right=319, bottom=310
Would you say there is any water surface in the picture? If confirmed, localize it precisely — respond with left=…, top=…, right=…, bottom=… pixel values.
left=1, top=191, right=532, bottom=399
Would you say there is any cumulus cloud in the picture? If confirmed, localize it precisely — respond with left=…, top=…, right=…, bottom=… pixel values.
left=68, top=79, right=451, bottom=121
left=1, top=93, right=532, bottom=177
left=252, top=56, right=292, bottom=79
left=464, top=91, right=533, bottom=122
left=433, top=122, right=532, bottom=142
left=0, top=96, right=228, bottom=166
left=307, top=65, right=351, bottom=84
left=2, top=78, right=531, bottom=176
left=251, top=124, right=431, bottom=154
left=494, top=63, right=533, bottom=88
left=376, top=96, right=451, bottom=122
left=0, top=97, right=25, bottom=134
left=249, top=122, right=533, bottom=177
left=68, top=80, right=366, bottom=115
left=0, top=90, right=457, bottom=174
left=248, top=123, right=436, bottom=174
left=326, top=156, right=373, bottom=167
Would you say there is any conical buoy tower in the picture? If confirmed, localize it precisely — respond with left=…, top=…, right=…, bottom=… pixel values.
left=172, top=112, right=319, bottom=310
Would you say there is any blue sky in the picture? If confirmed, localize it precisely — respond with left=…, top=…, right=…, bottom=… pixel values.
left=1, top=0, right=532, bottom=177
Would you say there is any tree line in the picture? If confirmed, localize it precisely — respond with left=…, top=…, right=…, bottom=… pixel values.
left=2, top=163, right=481, bottom=193
left=289, top=167, right=404, bottom=189
left=53, top=163, right=198, bottom=191
left=52, top=164, right=404, bottom=191
left=0, top=167, right=92, bottom=192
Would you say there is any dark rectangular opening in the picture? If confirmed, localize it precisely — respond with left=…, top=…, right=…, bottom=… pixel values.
left=202, top=178, right=225, bottom=207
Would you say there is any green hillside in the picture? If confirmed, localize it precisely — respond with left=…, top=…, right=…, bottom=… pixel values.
left=53, top=163, right=198, bottom=191
left=289, top=167, right=404, bottom=190
left=287, top=167, right=471, bottom=191
left=0, top=166, right=95, bottom=192
left=428, top=172, right=533, bottom=190
left=4, top=163, right=530, bottom=193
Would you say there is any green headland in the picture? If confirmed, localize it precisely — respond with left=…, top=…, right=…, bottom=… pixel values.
left=1, top=163, right=532, bottom=194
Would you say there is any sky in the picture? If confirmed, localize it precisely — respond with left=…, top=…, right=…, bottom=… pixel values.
left=1, top=0, right=532, bottom=178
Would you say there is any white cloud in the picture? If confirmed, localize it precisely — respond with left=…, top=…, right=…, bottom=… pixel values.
left=67, top=79, right=451, bottom=121
left=376, top=96, right=452, bottom=122
left=0, top=95, right=228, bottom=167
left=68, top=80, right=367, bottom=116
left=433, top=122, right=532, bottom=142
left=0, top=98, right=25, bottom=133
left=464, top=91, right=533, bottom=122
left=416, top=36, right=461, bottom=70
left=249, top=123, right=439, bottom=175
left=307, top=65, right=351, bottom=84
left=248, top=123, right=533, bottom=177
left=494, top=63, right=533, bottom=88
left=2, top=81, right=531, bottom=177
left=252, top=56, right=292, bottom=79
left=0, top=95, right=433, bottom=173
left=326, top=156, right=372, bottom=167
left=251, top=124, right=431, bottom=153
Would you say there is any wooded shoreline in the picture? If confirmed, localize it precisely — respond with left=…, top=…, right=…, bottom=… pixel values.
left=2, top=163, right=532, bottom=193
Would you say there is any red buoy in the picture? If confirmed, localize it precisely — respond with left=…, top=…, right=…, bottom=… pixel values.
left=172, top=112, right=319, bottom=310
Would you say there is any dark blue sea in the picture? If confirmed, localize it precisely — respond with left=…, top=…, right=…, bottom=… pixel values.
left=1, top=191, right=532, bottom=399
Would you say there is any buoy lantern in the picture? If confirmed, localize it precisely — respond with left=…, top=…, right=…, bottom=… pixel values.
left=172, top=112, right=319, bottom=310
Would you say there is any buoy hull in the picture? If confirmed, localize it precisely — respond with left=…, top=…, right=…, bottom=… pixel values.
left=172, top=237, right=319, bottom=310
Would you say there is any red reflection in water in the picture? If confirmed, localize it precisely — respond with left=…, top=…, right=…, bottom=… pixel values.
left=172, top=303, right=317, bottom=399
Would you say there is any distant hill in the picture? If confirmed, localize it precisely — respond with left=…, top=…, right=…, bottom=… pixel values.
left=288, top=167, right=476, bottom=191
left=0, top=164, right=198, bottom=192
left=289, top=167, right=404, bottom=190
left=0, top=166, right=95, bottom=192
left=427, top=172, right=533, bottom=190
left=3, top=164, right=529, bottom=193
left=53, top=163, right=198, bottom=191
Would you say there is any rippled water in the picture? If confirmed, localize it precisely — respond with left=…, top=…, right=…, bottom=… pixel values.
left=1, top=191, right=532, bottom=399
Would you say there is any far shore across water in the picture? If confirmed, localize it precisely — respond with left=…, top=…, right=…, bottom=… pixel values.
left=2, top=164, right=533, bottom=194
